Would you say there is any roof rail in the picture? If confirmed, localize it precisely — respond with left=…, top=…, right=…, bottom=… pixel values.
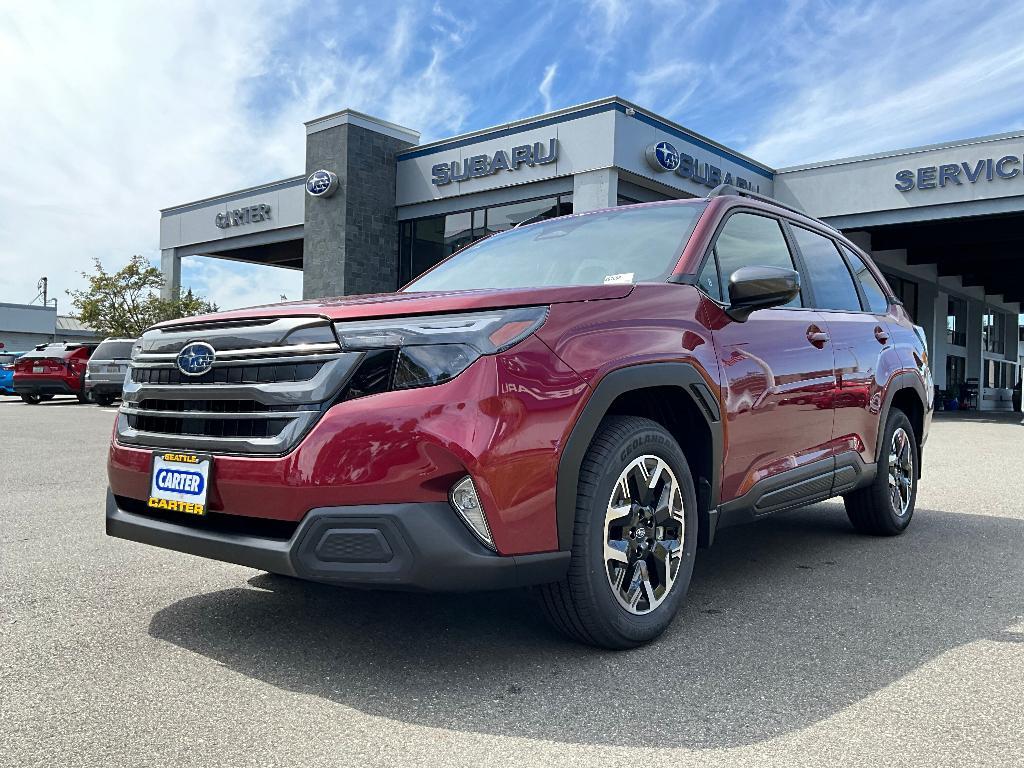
left=705, top=184, right=841, bottom=232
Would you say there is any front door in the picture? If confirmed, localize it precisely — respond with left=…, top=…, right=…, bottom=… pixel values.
left=697, top=210, right=836, bottom=504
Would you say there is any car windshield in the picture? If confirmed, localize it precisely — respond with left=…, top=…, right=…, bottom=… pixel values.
left=404, top=202, right=706, bottom=292
left=93, top=340, right=134, bottom=359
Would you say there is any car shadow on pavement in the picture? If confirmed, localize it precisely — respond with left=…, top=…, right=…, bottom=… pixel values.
left=148, top=502, right=1024, bottom=749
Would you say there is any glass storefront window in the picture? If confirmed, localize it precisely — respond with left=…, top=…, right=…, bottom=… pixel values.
left=485, top=198, right=560, bottom=234
left=945, top=355, right=965, bottom=395
left=398, top=194, right=574, bottom=285
left=946, top=296, right=967, bottom=347
left=883, top=273, right=918, bottom=323
left=982, top=312, right=1005, bottom=354
left=983, top=359, right=1015, bottom=389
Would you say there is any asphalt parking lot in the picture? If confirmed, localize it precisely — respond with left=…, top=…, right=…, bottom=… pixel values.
left=1, top=398, right=1022, bottom=767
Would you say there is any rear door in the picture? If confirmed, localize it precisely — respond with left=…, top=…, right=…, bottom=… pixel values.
left=786, top=224, right=894, bottom=465
left=696, top=209, right=836, bottom=504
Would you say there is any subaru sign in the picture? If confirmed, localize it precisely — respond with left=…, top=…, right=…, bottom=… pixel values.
left=644, top=141, right=761, bottom=192
left=176, top=342, right=216, bottom=377
left=431, top=139, right=558, bottom=186
left=306, top=169, right=339, bottom=197
left=646, top=141, right=681, bottom=172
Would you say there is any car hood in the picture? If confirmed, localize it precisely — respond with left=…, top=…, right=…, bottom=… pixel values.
left=152, top=284, right=634, bottom=328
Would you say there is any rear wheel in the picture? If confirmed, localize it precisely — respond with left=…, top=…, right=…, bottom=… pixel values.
left=536, top=416, right=698, bottom=649
left=92, top=393, right=116, bottom=407
left=20, top=394, right=41, bottom=404
left=844, top=407, right=918, bottom=535
left=40, top=394, right=55, bottom=401
left=75, top=393, right=89, bottom=403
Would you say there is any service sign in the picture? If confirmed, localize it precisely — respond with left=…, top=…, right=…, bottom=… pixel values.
left=148, top=452, right=212, bottom=516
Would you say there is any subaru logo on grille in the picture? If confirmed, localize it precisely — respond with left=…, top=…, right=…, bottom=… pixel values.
left=176, top=342, right=216, bottom=376
left=645, top=141, right=680, bottom=172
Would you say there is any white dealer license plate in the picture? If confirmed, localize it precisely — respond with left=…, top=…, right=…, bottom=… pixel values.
left=148, top=452, right=212, bottom=516
left=33, top=366, right=44, bottom=373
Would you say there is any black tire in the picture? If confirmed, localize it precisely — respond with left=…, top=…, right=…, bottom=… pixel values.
left=536, top=416, right=698, bottom=649
left=20, top=394, right=41, bottom=404
left=39, top=394, right=55, bottom=401
left=93, top=394, right=116, bottom=407
left=75, top=393, right=89, bottom=403
left=844, top=407, right=918, bottom=536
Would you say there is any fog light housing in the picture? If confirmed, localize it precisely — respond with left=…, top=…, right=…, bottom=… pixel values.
left=450, top=475, right=494, bottom=550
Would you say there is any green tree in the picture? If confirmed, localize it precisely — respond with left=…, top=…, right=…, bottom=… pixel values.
left=67, top=255, right=217, bottom=337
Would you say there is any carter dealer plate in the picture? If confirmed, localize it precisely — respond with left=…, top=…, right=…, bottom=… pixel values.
left=148, top=452, right=212, bottom=516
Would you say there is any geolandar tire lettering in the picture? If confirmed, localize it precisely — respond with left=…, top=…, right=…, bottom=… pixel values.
left=536, top=415, right=698, bottom=649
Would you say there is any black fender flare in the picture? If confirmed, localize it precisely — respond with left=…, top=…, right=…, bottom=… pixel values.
left=875, top=370, right=928, bottom=476
left=555, top=362, right=724, bottom=551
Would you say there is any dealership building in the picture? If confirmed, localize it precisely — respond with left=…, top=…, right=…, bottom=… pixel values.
left=158, top=97, right=1023, bottom=410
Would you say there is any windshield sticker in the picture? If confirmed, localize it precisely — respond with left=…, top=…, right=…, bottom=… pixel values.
left=603, top=273, right=635, bottom=285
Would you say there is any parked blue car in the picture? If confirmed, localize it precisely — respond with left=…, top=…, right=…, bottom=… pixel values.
left=0, top=351, right=27, bottom=394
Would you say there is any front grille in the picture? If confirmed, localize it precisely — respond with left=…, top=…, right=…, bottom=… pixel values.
left=125, top=413, right=293, bottom=439
left=117, top=317, right=361, bottom=455
left=131, top=361, right=324, bottom=385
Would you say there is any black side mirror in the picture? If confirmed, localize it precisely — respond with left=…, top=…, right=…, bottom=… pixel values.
left=727, top=265, right=801, bottom=322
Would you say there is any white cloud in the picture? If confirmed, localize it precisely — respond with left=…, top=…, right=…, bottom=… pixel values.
left=0, top=0, right=470, bottom=312
left=539, top=63, right=558, bottom=112
left=745, top=3, right=1024, bottom=165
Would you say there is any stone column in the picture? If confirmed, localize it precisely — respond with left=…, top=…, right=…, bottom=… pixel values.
left=160, top=249, right=180, bottom=300
left=302, top=110, right=419, bottom=299
left=572, top=168, right=619, bottom=213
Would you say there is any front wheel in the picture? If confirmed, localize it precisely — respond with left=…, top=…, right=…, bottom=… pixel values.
left=844, top=407, right=918, bottom=535
left=20, top=394, right=41, bottom=404
left=536, top=416, right=698, bottom=649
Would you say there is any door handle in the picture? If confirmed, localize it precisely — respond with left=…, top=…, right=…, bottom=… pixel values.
left=874, top=326, right=890, bottom=344
left=806, top=325, right=830, bottom=347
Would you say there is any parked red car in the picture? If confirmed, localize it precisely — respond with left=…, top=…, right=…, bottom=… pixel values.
left=106, top=186, right=932, bottom=648
left=14, top=342, right=98, bottom=403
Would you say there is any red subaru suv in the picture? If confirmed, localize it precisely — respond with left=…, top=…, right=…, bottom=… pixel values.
left=106, top=187, right=932, bottom=649
left=14, top=342, right=98, bottom=404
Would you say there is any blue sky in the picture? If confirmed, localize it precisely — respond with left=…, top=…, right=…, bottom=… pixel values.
left=2, top=0, right=1023, bottom=309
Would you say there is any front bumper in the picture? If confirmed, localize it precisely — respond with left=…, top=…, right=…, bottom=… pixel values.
left=105, top=489, right=568, bottom=591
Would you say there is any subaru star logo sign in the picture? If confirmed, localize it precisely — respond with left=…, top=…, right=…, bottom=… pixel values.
left=176, top=342, right=216, bottom=377
left=305, top=169, right=339, bottom=198
left=645, top=141, right=681, bottom=172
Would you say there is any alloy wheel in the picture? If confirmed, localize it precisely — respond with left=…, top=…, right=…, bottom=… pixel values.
left=888, top=427, right=914, bottom=516
left=604, top=455, right=685, bottom=615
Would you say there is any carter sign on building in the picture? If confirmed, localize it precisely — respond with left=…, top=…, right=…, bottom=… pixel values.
left=215, top=204, right=272, bottom=229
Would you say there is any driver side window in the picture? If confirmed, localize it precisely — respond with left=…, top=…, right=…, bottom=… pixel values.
left=709, top=212, right=802, bottom=308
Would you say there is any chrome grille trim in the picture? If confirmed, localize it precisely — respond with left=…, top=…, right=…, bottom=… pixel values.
left=121, top=405, right=307, bottom=420
left=133, top=342, right=341, bottom=364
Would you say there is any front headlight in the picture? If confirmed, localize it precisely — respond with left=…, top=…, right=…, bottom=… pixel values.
left=333, top=307, right=547, bottom=390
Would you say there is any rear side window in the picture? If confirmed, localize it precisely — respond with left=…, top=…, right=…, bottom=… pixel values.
left=842, top=245, right=889, bottom=314
left=93, top=340, right=134, bottom=359
left=791, top=226, right=861, bottom=312
left=712, top=212, right=801, bottom=307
